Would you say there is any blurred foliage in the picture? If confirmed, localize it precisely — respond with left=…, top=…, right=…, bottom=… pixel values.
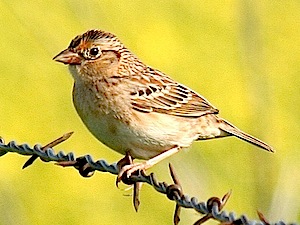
left=0, top=0, right=299, bottom=224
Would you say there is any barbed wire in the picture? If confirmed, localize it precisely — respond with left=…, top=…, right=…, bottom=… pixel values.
left=0, top=134, right=296, bottom=225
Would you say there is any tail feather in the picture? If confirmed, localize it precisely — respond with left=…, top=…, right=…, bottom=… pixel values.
left=219, top=119, right=274, bottom=153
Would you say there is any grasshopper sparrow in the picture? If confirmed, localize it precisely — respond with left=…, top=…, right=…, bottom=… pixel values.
left=53, top=30, right=273, bottom=177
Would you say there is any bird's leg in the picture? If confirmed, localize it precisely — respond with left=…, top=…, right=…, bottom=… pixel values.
left=117, top=151, right=134, bottom=170
left=117, top=146, right=180, bottom=183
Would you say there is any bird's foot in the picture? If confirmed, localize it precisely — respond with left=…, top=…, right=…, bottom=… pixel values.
left=116, top=152, right=147, bottom=186
left=117, top=163, right=146, bottom=182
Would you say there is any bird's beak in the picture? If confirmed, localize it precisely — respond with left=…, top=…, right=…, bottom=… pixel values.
left=53, top=49, right=82, bottom=65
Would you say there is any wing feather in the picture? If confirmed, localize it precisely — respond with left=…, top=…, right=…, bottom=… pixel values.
left=130, top=67, right=219, bottom=117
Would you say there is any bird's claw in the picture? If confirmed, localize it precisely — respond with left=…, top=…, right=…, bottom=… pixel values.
left=116, top=163, right=145, bottom=186
left=116, top=152, right=146, bottom=186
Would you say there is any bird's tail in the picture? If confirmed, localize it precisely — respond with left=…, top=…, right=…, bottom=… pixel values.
left=218, top=119, right=274, bottom=152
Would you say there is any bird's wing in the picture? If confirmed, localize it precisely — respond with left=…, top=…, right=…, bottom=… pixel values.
left=129, top=67, right=219, bottom=117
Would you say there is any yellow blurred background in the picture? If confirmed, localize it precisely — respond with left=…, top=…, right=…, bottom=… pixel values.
left=0, top=0, right=299, bottom=224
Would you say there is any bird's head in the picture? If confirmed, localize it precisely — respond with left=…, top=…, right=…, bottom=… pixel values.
left=53, top=29, right=124, bottom=65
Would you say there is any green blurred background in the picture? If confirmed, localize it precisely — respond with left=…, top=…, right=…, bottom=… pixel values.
left=0, top=0, right=299, bottom=224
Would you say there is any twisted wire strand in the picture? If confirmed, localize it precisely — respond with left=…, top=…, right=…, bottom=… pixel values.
left=0, top=137, right=295, bottom=225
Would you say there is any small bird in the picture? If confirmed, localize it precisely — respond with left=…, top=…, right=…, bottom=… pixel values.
left=53, top=29, right=273, bottom=177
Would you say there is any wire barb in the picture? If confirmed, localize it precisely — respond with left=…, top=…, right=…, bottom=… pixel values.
left=22, top=132, right=74, bottom=169
left=0, top=134, right=295, bottom=225
left=168, top=163, right=183, bottom=225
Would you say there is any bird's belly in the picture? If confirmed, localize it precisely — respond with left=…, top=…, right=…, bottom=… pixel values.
left=80, top=112, right=173, bottom=159
left=77, top=105, right=201, bottom=159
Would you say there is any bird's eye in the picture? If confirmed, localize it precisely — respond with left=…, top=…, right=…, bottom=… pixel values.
left=90, top=47, right=99, bottom=56
left=83, top=46, right=101, bottom=59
